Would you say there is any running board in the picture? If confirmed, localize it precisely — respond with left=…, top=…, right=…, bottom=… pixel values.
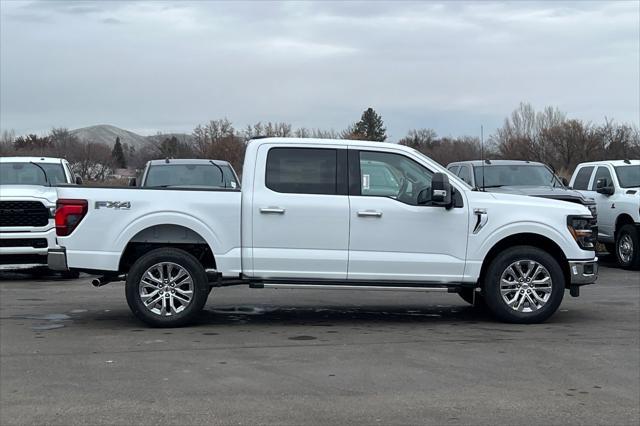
left=259, top=283, right=456, bottom=293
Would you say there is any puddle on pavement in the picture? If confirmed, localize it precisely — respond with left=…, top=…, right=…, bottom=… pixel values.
left=32, top=323, right=65, bottom=331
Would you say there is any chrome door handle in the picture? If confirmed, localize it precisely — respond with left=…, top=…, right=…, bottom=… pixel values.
left=260, top=207, right=285, bottom=214
left=357, top=210, right=383, bottom=217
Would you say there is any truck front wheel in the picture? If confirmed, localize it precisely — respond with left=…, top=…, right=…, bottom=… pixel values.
left=125, top=248, right=210, bottom=327
left=616, top=225, right=640, bottom=270
left=483, top=246, right=564, bottom=324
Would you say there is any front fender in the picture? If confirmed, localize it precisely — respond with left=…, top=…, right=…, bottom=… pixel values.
left=469, top=220, right=587, bottom=261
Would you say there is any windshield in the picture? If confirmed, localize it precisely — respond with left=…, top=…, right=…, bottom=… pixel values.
left=474, top=164, right=562, bottom=188
left=0, top=162, right=66, bottom=185
left=144, top=163, right=238, bottom=188
left=615, top=165, right=640, bottom=188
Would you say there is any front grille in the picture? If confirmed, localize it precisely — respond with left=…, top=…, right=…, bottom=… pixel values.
left=0, top=238, right=48, bottom=248
left=0, top=201, right=49, bottom=227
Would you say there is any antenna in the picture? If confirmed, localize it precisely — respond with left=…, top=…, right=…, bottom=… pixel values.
left=480, top=125, right=485, bottom=191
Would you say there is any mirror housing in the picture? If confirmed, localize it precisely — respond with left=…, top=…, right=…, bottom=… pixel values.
left=596, top=178, right=614, bottom=195
left=561, top=177, right=569, bottom=187
left=74, top=175, right=83, bottom=185
left=128, top=177, right=137, bottom=187
left=431, top=173, right=452, bottom=207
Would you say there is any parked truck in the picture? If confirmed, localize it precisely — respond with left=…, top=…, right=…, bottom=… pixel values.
left=569, top=160, right=640, bottom=269
left=131, top=159, right=240, bottom=189
left=0, top=156, right=81, bottom=272
left=48, top=138, right=598, bottom=326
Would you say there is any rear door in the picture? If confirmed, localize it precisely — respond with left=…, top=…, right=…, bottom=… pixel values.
left=250, top=144, right=350, bottom=279
left=348, top=149, right=469, bottom=282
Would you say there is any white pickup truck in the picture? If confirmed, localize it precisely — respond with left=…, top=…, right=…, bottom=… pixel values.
left=0, top=156, right=80, bottom=272
left=48, top=138, right=598, bottom=327
left=569, top=160, right=640, bottom=269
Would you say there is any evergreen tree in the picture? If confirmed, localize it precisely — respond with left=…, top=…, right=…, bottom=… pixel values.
left=111, top=136, right=127, bottom=168
left=353, top=107, right=387, bottom=141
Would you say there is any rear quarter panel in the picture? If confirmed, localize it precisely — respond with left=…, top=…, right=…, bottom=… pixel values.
left=56, top=186, right=241, bottom=274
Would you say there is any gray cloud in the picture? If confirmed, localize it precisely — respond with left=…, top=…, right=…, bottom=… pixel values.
left=1, top=0, right=638, bottom=139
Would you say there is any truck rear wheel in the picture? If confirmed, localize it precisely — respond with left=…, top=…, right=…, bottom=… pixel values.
left=483, top=246, right=564, bottom=324
left=616, top=225, right=640, bottom=270
left=125, top=248, right=210, bottom=327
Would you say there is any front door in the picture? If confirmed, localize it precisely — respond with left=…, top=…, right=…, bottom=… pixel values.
left=348, top=149, right=469, bottom=282
left=251, top=144, right=350, bottom=279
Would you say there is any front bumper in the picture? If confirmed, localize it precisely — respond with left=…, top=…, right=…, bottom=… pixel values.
left=568, top=258, right=598, bottom=285
left=0, top=227, right=57, bottom=269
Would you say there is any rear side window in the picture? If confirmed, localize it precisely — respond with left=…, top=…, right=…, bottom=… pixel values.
left=572, top=166, right=594, bottom=190
left=266, top=148, right=337, bottom=195
left=590, top=166, right=613, bottom=190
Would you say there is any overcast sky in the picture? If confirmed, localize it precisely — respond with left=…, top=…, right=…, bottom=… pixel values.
left=1, top=0, right=638, bottom=140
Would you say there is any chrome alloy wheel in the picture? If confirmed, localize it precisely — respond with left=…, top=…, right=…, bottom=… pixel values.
left=499, top=260, right=552, bottom=313
left=139, top=262, right=193, bottom=316
left=617, top=233, right=634, bottom=264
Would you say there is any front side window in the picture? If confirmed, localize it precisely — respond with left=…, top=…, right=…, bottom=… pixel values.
left=359, top=151, right=433, bottom=205
left=0, top=162, right=66, bottom=185
left=573, top=166, right=594, bottom=190
left=590, top=166, right=613, bottom=190
left=615, top=165, right=640, bottom=188
left=266, top=148, right=337, bottom=195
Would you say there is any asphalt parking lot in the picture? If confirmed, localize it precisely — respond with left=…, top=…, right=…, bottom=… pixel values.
left=0, top=262, right=638, bottom=425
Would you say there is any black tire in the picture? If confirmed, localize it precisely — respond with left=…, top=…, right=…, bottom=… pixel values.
left=615, top=225, right=640, bottom=270
left=483, top=246, right=565, bottom=324
left=458, top=288, right=486, bottom=308
left=125, top=248, right=210, bottom=327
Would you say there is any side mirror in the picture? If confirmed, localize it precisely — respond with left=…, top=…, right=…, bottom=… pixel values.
left=431, top=173, right=452, bottom=207
left=561, top=177, right=569, bottom=187
left=596, top=178, right=614, bottom=195
left=74, top=175, right=83, bottom=185
left=128, top=177, right=137, bottom=187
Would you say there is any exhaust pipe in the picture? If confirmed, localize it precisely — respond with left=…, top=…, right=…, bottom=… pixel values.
left=92, top=275, right=125, bottom=287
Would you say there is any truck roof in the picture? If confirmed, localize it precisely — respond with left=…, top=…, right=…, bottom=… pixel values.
left=146, top=159, right=232, bottom=166
left=0, top=156, right=65, bottom=164
left=448, top=160, right=546, bottom=167
left=248, top=137, right=415, bottom=151
left=576, top=160, right=640, bottom=167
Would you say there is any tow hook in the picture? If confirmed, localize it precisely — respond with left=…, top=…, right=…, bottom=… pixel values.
left=569, top=286, right=580, bottom=297
left=92, top=274, right=125, bottom=287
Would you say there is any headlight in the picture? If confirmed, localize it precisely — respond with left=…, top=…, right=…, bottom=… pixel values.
left=567, top=215, right=596, bottom=250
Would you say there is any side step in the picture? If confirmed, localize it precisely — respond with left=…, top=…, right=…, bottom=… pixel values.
left=257, top=283, right=458, bottom=293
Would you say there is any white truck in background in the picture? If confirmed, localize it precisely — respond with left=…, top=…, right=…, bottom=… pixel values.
left=0, top=156, right=80, bottom=273
left=569, top=160, right=640, bottom=269
left=48, top=138, right=598, bottom=327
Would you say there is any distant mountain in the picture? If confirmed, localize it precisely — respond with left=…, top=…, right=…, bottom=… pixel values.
left=70, top=124, right=193, bottom=148
left=70, top=125, right=148, bottom=148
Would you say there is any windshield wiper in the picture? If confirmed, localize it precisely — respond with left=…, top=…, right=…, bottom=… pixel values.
left=482, top=184, right=505, bottom=188
left=30, top=162, right=50, bottom=186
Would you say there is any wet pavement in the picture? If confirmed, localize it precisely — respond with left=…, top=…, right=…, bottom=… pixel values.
left=0, top=262, right=638, bottom=425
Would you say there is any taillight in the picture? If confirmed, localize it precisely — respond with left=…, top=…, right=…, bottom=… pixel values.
left=55, top=199, right=88, bottom=236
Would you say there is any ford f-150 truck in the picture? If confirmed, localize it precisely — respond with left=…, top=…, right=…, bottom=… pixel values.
left=0, top=156, right=80, bottom=272
left=569, top=160, right=640, bottom=269
left=48, top=138, right=598, bottom=327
